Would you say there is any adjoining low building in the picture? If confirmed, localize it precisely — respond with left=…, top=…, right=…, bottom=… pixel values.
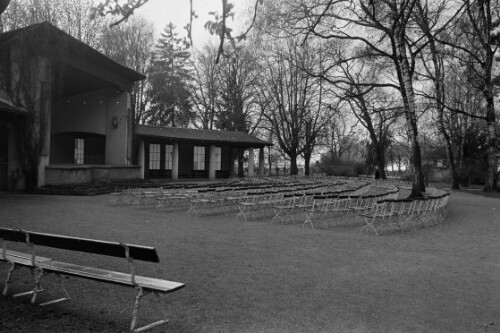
left=136, top=125, right=271, bottom=180
left=0, top=22, right=271, bottom=191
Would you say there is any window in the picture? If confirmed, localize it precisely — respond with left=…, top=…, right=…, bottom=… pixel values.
left=149, top=144, right=161, bottom=170
left=165, top=144, right=173, bottom=170
left=214, top=147, right=221, bottom=170
left=193, top=146, right=205, bottom=170
left=74, top=138, right=84, bottom=164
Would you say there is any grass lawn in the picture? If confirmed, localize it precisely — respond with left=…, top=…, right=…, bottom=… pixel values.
left=0, top=189, right=499, bottom=332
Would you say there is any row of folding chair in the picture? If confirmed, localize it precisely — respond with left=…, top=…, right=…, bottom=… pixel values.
left=108, top=187, right=161, bottom=207
left=302, top=187, right=400, bottom=229
left=232, top=180, right=344, bottom=222
left=187, top=183, right=290, bottom=217
left=360, top=192, right=450, bottom=235
left=235, top=184, right=325, bottom=222
left=155, top=189, right=198, bottom=211
left=187, top=188, right=251, bottom=216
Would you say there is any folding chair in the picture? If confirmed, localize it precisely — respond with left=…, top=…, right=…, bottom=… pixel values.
left=236, top=193, right=258, bottom=222
left=360, top=200, right=397, bottom=235
left=303, top=196, right=327, bottom=229
left=272, top=194, right=295, bottom=224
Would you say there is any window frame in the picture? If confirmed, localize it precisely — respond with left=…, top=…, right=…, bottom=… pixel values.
left=164, top=144, right=173, bottom=170
left=149, top=143, right=161, bottom=170
left=193, top=146, right=205, bottom=170
left=74, top=138, right=84, bottom=164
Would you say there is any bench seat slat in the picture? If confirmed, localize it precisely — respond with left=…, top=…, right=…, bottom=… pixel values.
left=37, top=261, right=185, bottom=293
left=1, top=250, right=53, bottom=266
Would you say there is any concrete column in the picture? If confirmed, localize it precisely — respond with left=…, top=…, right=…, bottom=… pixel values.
left=138, top=140, right=145, bottom=179
left=33, top=57, right=51, bottom=188
left=209, top=145, right=216, bottom=180
left=258, top=147, right=265, bottom=177
left=248, top=148, right=254, bottom=177
left=228, top=148, right=235, bottom=177
left=172, top=143, right=179, bottom=180
left=7, top=121, right=23, bottom=190
left=105, top=90, right=129, bottom=165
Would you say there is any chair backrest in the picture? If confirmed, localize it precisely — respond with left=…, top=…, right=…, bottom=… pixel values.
left=0, top=228, right=159, bottom=263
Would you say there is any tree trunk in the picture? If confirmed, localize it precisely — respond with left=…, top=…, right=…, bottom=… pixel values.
left=289, top=154, right=298, bottom=175
left=395, top=34, right=425, bottom=197
left=484, top=98, right=498, bottom=192
left=267, top=146, right=272, bottom=176
left=483, top=44, right=498, bottom=191
left=408, top=121, right=426, bottom=197
left=425, top=30, right=460, bottom=190
left=304, top=152, right=311, bottom=176
left=375, top=145, right=387, bottom=179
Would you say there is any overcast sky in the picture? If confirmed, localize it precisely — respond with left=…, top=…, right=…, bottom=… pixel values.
left=134, top=0, right=250, bottom=46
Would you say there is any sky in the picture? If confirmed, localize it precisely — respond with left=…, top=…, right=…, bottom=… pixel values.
left=133, top=0, right=251, bottom=47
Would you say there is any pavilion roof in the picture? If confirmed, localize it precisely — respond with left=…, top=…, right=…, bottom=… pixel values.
left=0, top=22, right=145, bottom=83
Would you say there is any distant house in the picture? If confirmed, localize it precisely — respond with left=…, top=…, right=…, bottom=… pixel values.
left=0, top=22, right=270, bottom=190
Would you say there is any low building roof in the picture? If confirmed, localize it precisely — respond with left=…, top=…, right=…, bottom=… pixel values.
left=136, top=125, right=272, bottom=148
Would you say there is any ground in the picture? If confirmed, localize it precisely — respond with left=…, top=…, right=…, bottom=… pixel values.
left=0, top=188, right=499, bottom=332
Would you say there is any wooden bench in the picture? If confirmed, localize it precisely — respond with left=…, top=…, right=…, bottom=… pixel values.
left=0, top=227, right=185, bottom=332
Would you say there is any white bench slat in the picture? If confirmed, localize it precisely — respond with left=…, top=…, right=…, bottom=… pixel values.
left=37, top=260, right=185, bottom=293
left=1, top=250, right=52, bottom=265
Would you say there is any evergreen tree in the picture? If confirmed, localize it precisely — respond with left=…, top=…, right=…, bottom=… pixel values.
left=146, top=23, right=193, bottom=127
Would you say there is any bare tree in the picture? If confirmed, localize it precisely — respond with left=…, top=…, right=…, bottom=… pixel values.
left=260, top=38, right=323, bottom=175
left=0, top=0, right=109, bottom=46
left=413, top=0, right=465, bottom=190
left=436, top=0, right=500, bottom=191
left=289, top=0, right=428, bottom=196
left=326, top=109, right=359, bottom=162
left=190, top=43, right=220, bottom=129
left=89, top=0, right=264, bottom=63
left=337, top=63, right=401, bottom=179
left=216, top=44, right=263, bottom=176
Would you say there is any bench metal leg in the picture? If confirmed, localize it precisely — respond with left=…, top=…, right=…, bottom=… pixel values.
left=30, top=267, right=44, bottom=303
left=39, top=273, right=71, bottom=306
left=2, top=261, right=16, bottom=296
left=130, top=286, right=169, bottom=332
left=8, top=266, right=45, bottom=299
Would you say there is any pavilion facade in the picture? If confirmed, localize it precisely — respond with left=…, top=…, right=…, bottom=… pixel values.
left=0, top=22, right=270, bottom=190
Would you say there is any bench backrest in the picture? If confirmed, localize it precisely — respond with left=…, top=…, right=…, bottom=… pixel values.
left=0, top=228, right=159, bottom=263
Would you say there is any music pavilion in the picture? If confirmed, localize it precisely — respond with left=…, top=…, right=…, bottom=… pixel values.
left=0, top=22, right=270, bottom=191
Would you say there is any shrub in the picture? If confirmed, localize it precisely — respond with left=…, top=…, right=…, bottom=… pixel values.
left=320, top=160, right=366, bottom=177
